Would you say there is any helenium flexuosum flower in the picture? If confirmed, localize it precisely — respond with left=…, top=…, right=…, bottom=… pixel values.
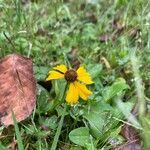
left=46, top=64, right=93, bottom=105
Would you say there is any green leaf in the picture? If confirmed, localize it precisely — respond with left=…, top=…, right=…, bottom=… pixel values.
left=103, top=78, right=129, bottom=102
left=40, top=115, right=58, bottom=130
left=37, top=85, right=52, bottom=113
left=34, top=66, right=50, bottom=80
left=141, top=115, right=150, bottom=149
left=85, top=143, right=97, bottom=150
left=54, top=79, right=67, bottom=100
left=0, top=142, right=6, bottom=150
left=85, top=136, right=97, bottom=150
left=81, top=23, right=98, bottom=41
left=69, top=127, right=90, bottom=147
left=83, top=101, right=112, bottom=138
left=70, top=146, right=83, bottom=150
left=87, top=64, right=102, bottom=79
left=85, top=113, right=105, bottom=138
left=116, top=100, right=140, bottom=128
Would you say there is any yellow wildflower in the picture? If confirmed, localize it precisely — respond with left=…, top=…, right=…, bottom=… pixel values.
left=46, top=64, right=93, bottom=105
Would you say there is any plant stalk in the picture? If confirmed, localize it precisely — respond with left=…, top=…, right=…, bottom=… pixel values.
left=51, top=84, right=68, bottom=150
left=51, top=104, right=67, bottom=150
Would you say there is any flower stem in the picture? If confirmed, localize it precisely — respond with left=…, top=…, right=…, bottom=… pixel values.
left=51, top=104, right=67, bottom=150
left=51, top=83, right=68, bottom=150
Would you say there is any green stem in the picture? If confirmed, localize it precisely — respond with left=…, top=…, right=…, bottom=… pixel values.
left=51, top=84, right=68, bottom=150
left=51, top=104, right=67, bottom=150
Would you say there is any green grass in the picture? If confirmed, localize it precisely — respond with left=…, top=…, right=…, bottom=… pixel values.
left=0, top=0, right=149, bottom=149
left=12, top=110, right=24, bottom=150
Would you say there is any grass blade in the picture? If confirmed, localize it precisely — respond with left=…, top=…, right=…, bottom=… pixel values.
left=12, top=110, right=24, bottom=150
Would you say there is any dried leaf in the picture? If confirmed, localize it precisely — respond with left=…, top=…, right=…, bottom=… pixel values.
left=80, top=3, right=86, bottom=10
left=7, top=137, right=16, bottom=150
left=68, top=48, right=80, bottom=69
left=121, top=124, right=140, bottom=142
left=120, top=124, right=141, bottom=150
left=0, top=54, right=36, bottom=126
left=100, top=56, right=111, bottom=70
left=40, top=125, right=49, bottom=131
left=35, top=28, right=49, bottom=36
left=21, top=0, right=30, bottom=5
left=99, top=33, right=110, bottom=42
left=85, top=12, right=97, bottom=24
left=120, top=105, right=142, bottom=150
left=128, top=28, right=140, bottom=39
left=112, top=19, right=125, bottom=32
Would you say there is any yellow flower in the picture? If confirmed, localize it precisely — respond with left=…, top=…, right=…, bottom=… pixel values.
left=46, top=64, right=93, bottom=105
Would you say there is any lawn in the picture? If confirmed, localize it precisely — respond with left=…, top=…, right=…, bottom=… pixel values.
left=0, top=0, right=150, bottom=149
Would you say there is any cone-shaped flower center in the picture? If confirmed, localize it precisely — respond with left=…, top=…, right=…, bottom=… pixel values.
left=64, top=69, right=77, bottom=82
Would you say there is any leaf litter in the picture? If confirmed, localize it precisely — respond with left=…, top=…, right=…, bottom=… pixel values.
left=0, top=54, right=36, bottom=126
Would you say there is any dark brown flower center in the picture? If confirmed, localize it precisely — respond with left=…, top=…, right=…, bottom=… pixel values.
left=64, top=69, right=77, bottom=82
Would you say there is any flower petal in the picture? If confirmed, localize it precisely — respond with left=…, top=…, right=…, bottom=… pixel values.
left=66, top=83, right=79, bottom=105
left=53, top=64, right=67, bottom=73
left=77, top=66, right=93, bottom=84
left=74, top=81, right=92, bottom=100
left=46, top=71, right=64, bottom=80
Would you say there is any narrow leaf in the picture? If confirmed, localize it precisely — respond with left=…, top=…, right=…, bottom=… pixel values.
left=12, top=110, right=24, bottom=150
